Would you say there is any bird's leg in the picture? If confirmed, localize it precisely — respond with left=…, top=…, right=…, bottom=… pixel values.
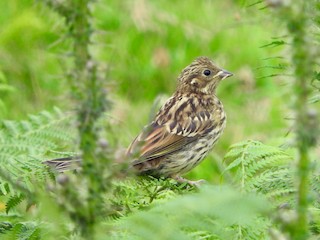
left=172, top=176, right=206, bottom=187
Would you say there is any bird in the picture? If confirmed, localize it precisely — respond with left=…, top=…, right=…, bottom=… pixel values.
left=45, top=56, right=233, bottom=185
left=126, top=56, right=233, bottom=185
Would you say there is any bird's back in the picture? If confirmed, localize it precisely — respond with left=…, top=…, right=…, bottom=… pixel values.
left=129, top=92, right=226, bottom=177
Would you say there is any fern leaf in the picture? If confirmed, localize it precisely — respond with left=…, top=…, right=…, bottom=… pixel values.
left=0, top=182, right=10, bottom=196
left=1, top=221, right=41, bottom=240
left=0, top=109, right=75, bottom=211
left=6, top=194, right=25, bottom=214
left=223, top=140, right=293, bottom=199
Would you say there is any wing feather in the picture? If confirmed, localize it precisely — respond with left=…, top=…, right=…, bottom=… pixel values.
left=127, top=109, right=216, bottom=166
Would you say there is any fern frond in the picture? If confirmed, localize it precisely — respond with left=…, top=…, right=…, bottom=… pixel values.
left=311, top=174, right=320, bottom=194
left=6, top=194, right=25, bottom=214
left=223, top=140, right=293, bottom=200
left=247, top=168, right=294, bottom=194
left=0, top=109, right=74, bottom=154
left=0, top=108, right=75, bottom=210
left=0, top=221, right=41, bottom=240
left=113, top=186, right=271, bottom=240
left=110, top=177, right=195, bottom=218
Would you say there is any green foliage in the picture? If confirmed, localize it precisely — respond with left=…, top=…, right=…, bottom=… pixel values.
left=110, top=176, right=196, bottom=218
left=223, top=140, right=294, bottom=199
left=105, top=140, right=319, bottom=239
left=0, top=1, right=69, bottom=119
left=0, top=108, right=73, bottom=154
left=0, top=110, right=319, bottom=239
left=0, top=0, right=319, bottom=239
left=0, top=109, right=75, bottom=240
left=110, top=186, right=271, bottom=240
left=0, top=221, right=40, bottom=240
left=0, top=212, right=42, bottom=240
left=0, top=108, right=74, bottom=210
left=93, top=0, right=280, bottom=101
left=5, top=195, right=24, bottom=214
left=42, top=0, right=112, bottom=238
left=0, top=71, right=16, bottom=118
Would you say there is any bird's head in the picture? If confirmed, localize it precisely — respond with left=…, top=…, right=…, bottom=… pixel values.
left=177, top=56, right=233, bottom=94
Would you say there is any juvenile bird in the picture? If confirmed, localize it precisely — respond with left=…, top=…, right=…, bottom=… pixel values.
left=45, top=57, right=232, bottom=185
left=127, top=56, right=233, bottom=184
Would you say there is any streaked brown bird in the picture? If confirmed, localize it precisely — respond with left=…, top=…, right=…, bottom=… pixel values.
left=45, top=56, right=233, bottom=185
left=127, top=56, right=233, bottom=184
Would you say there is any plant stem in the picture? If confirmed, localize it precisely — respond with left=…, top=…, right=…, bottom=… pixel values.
left=44, top=0, right=108, bottom=238
left=286, top=1, right=313, bottom=239
left=71, top=0, right=108, bottom=238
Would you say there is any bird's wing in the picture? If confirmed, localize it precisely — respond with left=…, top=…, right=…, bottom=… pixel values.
left=127, top=110, right=216, bottom=165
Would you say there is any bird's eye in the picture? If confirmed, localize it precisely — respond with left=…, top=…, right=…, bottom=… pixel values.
left=203, top=69, right=211, bottom=76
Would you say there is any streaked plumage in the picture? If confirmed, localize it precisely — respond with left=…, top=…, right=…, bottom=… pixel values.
left=127, top=56, right=233, bottom=180
left=44, top=56, right=232, bottom=184
left=45, top=156, right=82, bottom=172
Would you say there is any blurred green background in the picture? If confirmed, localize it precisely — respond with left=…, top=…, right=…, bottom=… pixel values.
left=0, top=0, right=289, bottom=182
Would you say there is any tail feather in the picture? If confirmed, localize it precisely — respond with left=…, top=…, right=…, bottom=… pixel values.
left=44, top=156, right=82, bottom=172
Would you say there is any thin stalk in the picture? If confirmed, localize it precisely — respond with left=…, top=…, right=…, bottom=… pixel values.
left=71, top=0, right=107, bottom=237
left=286, top=1, right=313, bottom=239
left=44, top=0, right=108, bottom=238
left=270, top=0, right=316, bottom=238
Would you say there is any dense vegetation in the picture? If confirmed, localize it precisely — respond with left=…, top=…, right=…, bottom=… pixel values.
left=0, top=0, right=319, bottom=239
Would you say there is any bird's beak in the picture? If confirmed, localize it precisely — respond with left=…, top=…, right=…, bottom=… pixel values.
left=219, top=69, right=233, bottom=79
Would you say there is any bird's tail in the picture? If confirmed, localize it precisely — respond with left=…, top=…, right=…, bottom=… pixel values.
left=44, top=156, right=82, bottom=172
